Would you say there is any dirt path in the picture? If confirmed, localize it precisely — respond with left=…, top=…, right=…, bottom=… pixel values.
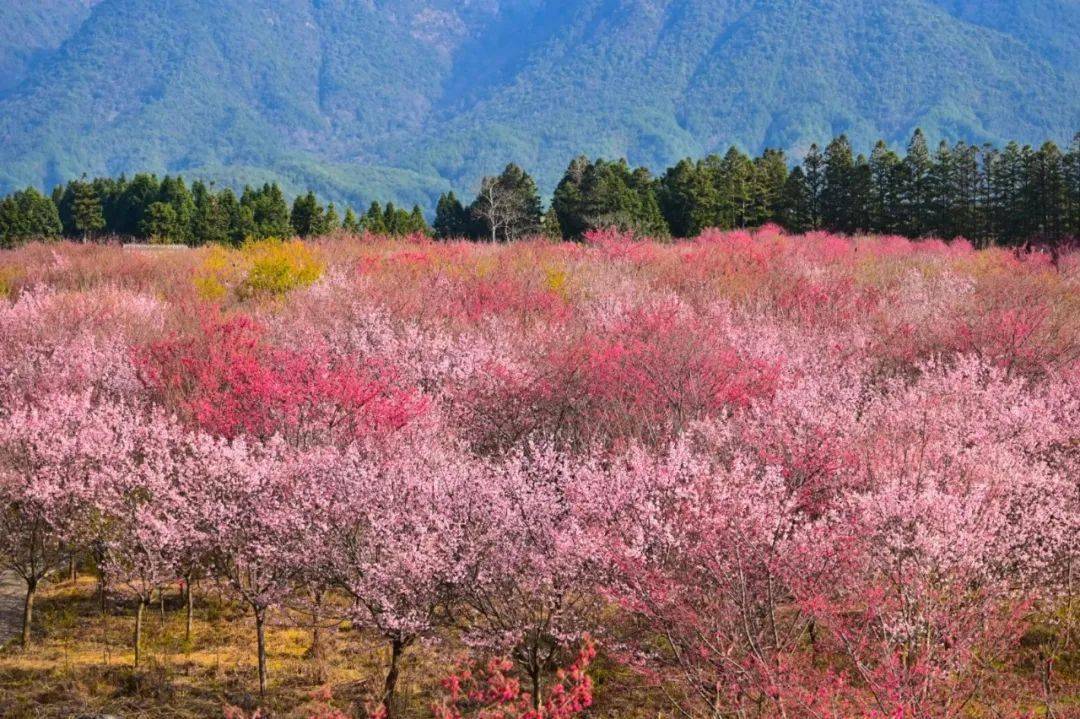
left=0, top=572, right=23, bottom=647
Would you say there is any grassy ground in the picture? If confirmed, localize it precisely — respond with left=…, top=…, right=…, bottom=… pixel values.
left=0, top=575, right=652, bottom=719
left=2, top=574, right=1076, bottom=718
left=0, top=575, right=439, bottom=718
left=0, top=572, right=22, bottom=647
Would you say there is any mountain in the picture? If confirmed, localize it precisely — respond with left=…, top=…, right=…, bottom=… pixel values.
left=0, top=0, right=99, bottom=94
left=0, top=0, right=1077, bottom=210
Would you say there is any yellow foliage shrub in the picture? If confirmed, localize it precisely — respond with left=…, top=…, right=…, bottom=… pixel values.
left=192, top=239, right=324, bottom=302
left=0, top=267, right=17, bottom=298
left=545, top=267, right=568, bottom=294
left=238, top=238, right=324, bottom=298
left=192, top=244, right=240, bottom=301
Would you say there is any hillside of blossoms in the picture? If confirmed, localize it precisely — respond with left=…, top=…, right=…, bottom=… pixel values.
left=0, top=226, right=1078, bottom=719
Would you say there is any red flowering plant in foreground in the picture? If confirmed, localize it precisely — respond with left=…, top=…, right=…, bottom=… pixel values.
left=431, top=637, right=596, bottom=719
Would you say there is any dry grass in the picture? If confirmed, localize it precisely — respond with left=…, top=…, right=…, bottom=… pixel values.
left=0, top=576, right=653, bottom=719
left=3, top=578, right=1073, bottom=719
left=0, top=576, right=434, bottom=719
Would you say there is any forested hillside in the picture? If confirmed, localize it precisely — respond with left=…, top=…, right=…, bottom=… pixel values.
left=0, top=0, right=1076, bottom=208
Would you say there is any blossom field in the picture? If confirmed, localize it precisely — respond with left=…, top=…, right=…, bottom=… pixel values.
left=1, top=227, right=1078, bottom=718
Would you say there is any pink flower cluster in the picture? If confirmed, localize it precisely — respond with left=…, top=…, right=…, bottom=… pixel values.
left=0, top=229, right=1077, bottom=717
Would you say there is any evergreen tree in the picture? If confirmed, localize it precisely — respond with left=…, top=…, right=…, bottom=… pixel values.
left=752, top=148, right=789, bottom=225
left=408, top=205, right=430, bottom=235
left=1065, top=133, right=1080, bottom=239
left=541, top=206, right=562, bottom=240
left=691, top=154, right=726, bottom=231
left=192, top=181, right=230, bottom=245
left=551, top=156, right=591, bottom=238
left=928, top=141, right=956, bottom=238
left=361, top=202, right=387, bottom=234
left=114, top=173, right=161, bottom=237
left=158, top=176, right=195, bottom=244
left=717, top=148, right=755, bottom=229
left=216, top=188, right=246, bottom=246
left=802, top=144, right=825, bottom=230
left=552, top=157, right=667, bottom=238
left=991, top=142, right=1030, bottom=244
left=692, top=156, right=725, bottom=233
left=8, top=131, right=1075, bottom=250
left=869, top=141, right=902, bottom=234
left=851, top=154, right=872, bottom=233
left=383, top=202, right=401, bottom=235
left=342, top=207, right=361, bottom=234
left=901, top=129, right=933, bottom=237
left=51, top=184, right=71, bottom=235
left=822, top=135, right=856, bottom=233
left=1023, top=142, right=1066, bottom=242
left=265, top=184, right=293, bottom=237
left=656, top=158, right=702, bottom=238
left=242, top=183, right=292, bottom=239
left=434, top=192, right=471, bottom=239
left=950, top=143, right=982, bottom=242
left=141, top=202, right=181, bottom=243
left=324, top=202, right=341, bottom=234
left=778, top=167, right=812, bottom=234
left=629, top=166, right=669, bottom=238
left=0, top=188, right=62, bottom=247
left=72, top=178, right=105, bottom=242
left=290, top=191, right=325, bottom=237
left=92, top=176, right=127, bottom=234
left=977, top=145, right=1000, bottom=247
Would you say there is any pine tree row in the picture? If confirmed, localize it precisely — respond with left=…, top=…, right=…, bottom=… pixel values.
left=0, top=176, right=430, bottom=248
left=2, top=130, right=1078, bottom=248
left=439, top=130, right=1080, bottom=246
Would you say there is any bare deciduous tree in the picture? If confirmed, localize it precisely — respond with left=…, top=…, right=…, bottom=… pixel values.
left=471, top=164, right=541, bottom=242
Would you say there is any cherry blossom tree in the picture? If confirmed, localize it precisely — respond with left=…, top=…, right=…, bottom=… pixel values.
left=0, top=232, right=1076, bottom=718
left=0, top=393, right=129, bottom=648
left=191, top=436, right=296, bottom=696
left=94, top=405, right=206, bottom=667
left=577, top=429, right=852, bottom=719
left=307, top=436, right=480, bottom=718
left=458, top=298, right=780, bottom=454
left=456, top=448, right=601, bottom=712
left=811, top=357, right=1079, bottom=717
left=137, top=308, right=428, bottom=695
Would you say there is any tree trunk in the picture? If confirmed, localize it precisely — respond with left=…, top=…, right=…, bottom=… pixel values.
left=255, top=609, right=268, bottom=697
left=69, top=553, right=77, bottom=583
left=185, top=574, right=194, bottom=644
left=529, top=663, right=542, bottom=712
left=134, top=598, right=145, bottom=668
left=21, top=579, right=36, bottom=649
left=159, top=586, right=166, bottom=626
left=382, top=637, right=406, bottom=719
left=309, top=590, right=325, bottom=681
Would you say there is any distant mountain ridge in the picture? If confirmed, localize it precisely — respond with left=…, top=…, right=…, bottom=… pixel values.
left=0, top=0, right=1076, bottom=209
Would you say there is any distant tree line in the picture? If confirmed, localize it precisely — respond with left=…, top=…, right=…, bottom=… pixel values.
left=2, top=130, right=1078, bottom=248
left=440, top=129, right=1079, bottom=246
left=0, top=175, right=430, bottom=248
